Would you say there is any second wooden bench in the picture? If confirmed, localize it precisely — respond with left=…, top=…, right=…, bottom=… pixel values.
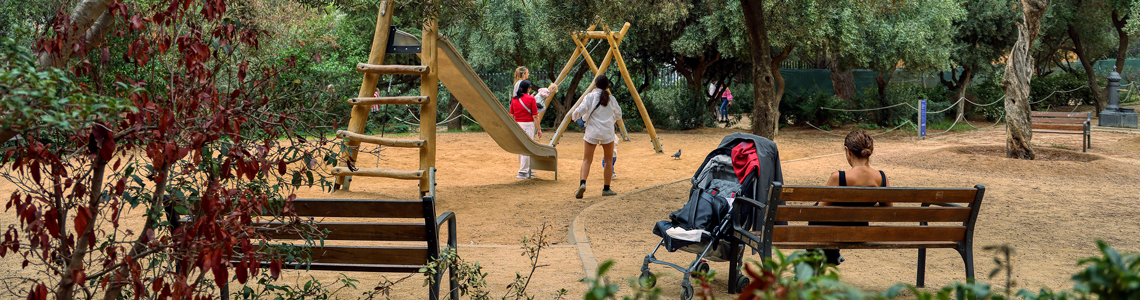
left=1031, top=111, right=1091, bottom=152
left=730, top=183, right=986, bottom=287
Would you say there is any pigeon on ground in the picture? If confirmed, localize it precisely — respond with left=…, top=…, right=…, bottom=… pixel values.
left=671, top=149, right=681, bottom=159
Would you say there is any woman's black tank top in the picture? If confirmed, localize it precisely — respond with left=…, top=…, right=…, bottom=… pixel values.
left=833, top=170, right=886, bottom=207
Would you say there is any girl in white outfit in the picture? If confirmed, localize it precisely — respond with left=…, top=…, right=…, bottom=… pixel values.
left=571, top=75, right=622, bottom=198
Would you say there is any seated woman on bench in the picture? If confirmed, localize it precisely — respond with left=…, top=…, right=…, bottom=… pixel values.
left=814, top=129, right=891, bottom=265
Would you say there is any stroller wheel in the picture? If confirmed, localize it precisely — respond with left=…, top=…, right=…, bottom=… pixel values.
left=681, top=283, right=695, bottom=300
left=696, top=261, right=710, bottom=274
left=639, top=271, right=656, bottom=288
left=733, top=275, right=750, bottom=294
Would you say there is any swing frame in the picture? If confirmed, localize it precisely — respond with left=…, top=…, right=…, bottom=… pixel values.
left=542, top=22, right=663, bottom=153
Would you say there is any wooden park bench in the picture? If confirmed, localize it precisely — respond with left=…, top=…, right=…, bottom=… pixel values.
left=217, top=168, right=457, bottom=300
left=729, top=183, right=986, bottom=288
left=1031, top=111, right=1091, bottom=152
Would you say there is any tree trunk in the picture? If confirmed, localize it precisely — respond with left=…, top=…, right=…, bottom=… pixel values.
left=57, top=150, right=109, bottom=300
left=829, top=57, right=856, bottom=102
left=1069, top=25, right=1106, bottom=114
left=555, top=66, right=590, bottom=127
left=1113, top=10, right=1129, bottom=75
left=772, top=45, right=794, bottom=105
left=1002, top=0, right=1048, bottom=160
left=446, top=101, right=463, bottom=131
left=36, top=0, right=115, bottom=68
left=103, top=166, right=171, bottom=300
left=742, top=0, right=777, bottom=139
left=874, top=68, right=895, bottom=124
left=954, top=67, right=974, bottom=120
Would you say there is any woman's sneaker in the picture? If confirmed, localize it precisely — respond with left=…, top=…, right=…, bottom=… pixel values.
left=575, top=184, right=586, bottom=199
left=602, top=189, right=617, bottom=196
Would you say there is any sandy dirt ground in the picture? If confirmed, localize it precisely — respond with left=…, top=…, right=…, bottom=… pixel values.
left=2, top=122, right=1140, bottom=299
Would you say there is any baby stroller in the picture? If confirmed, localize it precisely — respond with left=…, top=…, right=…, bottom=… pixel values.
left=641, top=133, right=782, bottom=299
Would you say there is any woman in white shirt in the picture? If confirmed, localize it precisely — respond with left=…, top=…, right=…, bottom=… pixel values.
left=571, top=75, right=622, bottom=198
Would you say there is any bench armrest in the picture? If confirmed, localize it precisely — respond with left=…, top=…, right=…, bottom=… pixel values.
left=735, top=196, right=766, bottom=210
left=436, top=212, right=457, bottom=249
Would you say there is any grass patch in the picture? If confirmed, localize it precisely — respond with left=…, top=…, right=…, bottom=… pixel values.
left=924, top=119, right=975, bottom=133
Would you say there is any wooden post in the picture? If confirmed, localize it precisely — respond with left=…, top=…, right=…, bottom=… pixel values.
left=607, top=32, right=663, bottom=153
left=420, top=17, right=439, bottom=195
left=536, top=25, right=595, bottom=125
left=572, top=36, right=600, bottom=75
left=336, top=0, right=395, bottom=191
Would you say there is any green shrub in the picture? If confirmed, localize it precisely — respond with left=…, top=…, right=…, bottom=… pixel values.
left=1030, top=72, right=1097, bottom=110
left=643, top=86, right=713, bottom=130
left=968, top=70, right=1006, bottom=121
left=779, top=91, right=849, bottom=126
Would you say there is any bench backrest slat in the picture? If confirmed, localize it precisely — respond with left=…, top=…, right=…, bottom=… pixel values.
left=1031, top=111, right=1090, bottom=118
left=779, top=186, right=979, bottom=204
left=285, top=199, right=423, bottom=218
left=1032, top=123, right=1086, bottom=131
left=773, top=226, right=967, bottom=243
left=1034, top=118, right=1088, bottom=124
left=256, top=222, right=428, bottom=241
left=305, top=245, right=431, bottom=265
left=774, top=206, right=972, bottom=223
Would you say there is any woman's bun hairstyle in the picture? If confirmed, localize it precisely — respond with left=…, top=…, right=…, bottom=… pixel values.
left=844, top=130, right=874, bottom=158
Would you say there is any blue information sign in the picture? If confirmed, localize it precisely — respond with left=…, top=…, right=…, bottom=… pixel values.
left=919, top=99, right=927, bottom=137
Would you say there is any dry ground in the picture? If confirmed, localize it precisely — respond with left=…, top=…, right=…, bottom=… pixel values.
left=2, top=123, right=1139, bottom=299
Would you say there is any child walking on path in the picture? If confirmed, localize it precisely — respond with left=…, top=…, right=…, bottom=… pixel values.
left=510, top=80, right=541, bottom=179
left=572, top=75, right=622, bottom=198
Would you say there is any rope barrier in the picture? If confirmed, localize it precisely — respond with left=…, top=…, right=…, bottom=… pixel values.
left=820, top=101, right=912, bottom=112
left=926, top=98, right=964, bottom=115
left=803, top=120, right=913, bottom=138
left=1029, top=85, right=1088, bottom=105
left=927, top=114, right=968, bottom=136
left=965, top=97, right=1003, bottom=107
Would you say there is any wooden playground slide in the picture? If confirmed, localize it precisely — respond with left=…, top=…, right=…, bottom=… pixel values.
left=393, top=30, right=559, bottom=174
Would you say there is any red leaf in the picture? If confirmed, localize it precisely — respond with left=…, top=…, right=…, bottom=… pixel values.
left=44, top=208, right=60, bottom=238
left=100, top=134, right=116, bottom=161
left=221, top=159, right=231, bottom=179
left=152, top=276, right=164, bottom=293
left=30, top=161, right=41, bottom=185
left=269, top=259, right=280, bottom=279
left=27, top=283, right=47, bottom=300
left=115, top=178, right=125, bottom=195
left=74, top=207, right=92, bottom=236
left=235, top=260, right=248, bottom=284
left=72, top=268, right=86, bottom=286
left=212, top=261, right=228, bottom=289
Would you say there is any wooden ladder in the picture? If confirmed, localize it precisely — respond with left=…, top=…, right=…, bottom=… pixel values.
left=333, top=0, right=440, bottom=196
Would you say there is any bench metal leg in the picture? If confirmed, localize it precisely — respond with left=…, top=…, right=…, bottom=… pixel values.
left=429, top=271, right=441, bottom=300
left=958, top=243, right=975, bottom=282
left=916, top=248, right=927, bottom=288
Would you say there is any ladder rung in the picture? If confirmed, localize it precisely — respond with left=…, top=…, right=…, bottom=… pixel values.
left=356, top=63, right=429, bottom=75
left=331, top=167, right=424, bottom=180
left=337, top=130, right=425, bottom=148
left=348, top=96, right=428, bottom=106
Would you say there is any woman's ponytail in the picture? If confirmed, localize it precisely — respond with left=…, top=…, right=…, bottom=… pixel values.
left=595, top=75, right=611, bottom=106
